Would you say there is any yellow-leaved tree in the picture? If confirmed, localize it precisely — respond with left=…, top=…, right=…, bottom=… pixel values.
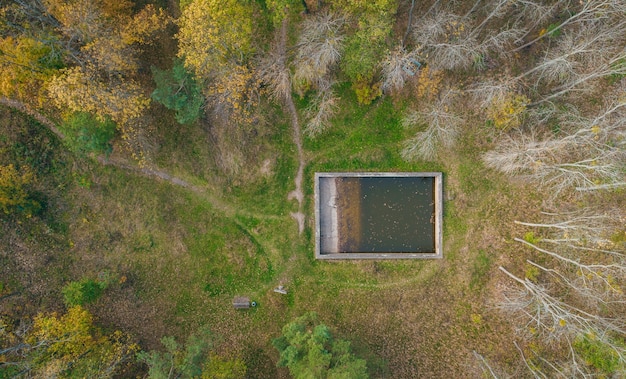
left=1, top=1, right=169, bottom=161
left=0, top=306, right=138, bottom=378
left=177, top=0, right=258, bottom=123
left=0, top=35, right=63, bottom=103
left=0, top=164, right=38, bottom=215
left=47, top=66, right=150, bottom=125
left=43, top=1, right=169, bottom=161
left=47, top=66, right=151, bottom=160
left=177, top=0, right=253, bottom=79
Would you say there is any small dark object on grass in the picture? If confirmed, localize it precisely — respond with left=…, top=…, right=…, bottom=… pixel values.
left=233, top=296, right=251, bottom=309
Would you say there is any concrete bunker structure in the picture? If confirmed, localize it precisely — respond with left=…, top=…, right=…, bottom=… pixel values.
left=315, top=172, right=443, bottom=259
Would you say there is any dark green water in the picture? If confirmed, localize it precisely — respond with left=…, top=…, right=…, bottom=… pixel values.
left=359, top=177, right=435, bottom=253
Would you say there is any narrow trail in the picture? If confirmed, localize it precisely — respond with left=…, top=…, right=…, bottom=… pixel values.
left=0, top=98, right=280, bottom=222
left=0, top=97, right=65, bottom=139
left=97, top=156, right=196, bottom=190
left=0, top=48, right=308, bottom=234
left=96, top=156, right=282, bottom=222
left=278, top=18, right=306, bottom=235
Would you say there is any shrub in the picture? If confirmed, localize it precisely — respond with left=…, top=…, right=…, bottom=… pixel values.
left=414, top=66, right=443, bottom=100
left=573, top=333, right=624, bottom=375
left=0, top=164, right=40, bottom=216
left=353, top=78, right=381, bottom=105
left=341, top=33, right=381, bottom=87
left=266, top=0, right=304, bottom=25
left=62, top=278, right=106, bottom=307
left=59, top=112, right=116, bottom=156
left=486, top=93, right=529, bottom=131
left=151, top=60, right=204, bottom=125
left=524, top=263, right=540, bottom=283
left=610, top=230, right=626, bottom=245
left=523, top=231, right=541, bottom=244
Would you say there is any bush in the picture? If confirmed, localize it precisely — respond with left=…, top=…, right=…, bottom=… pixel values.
left=340, top=14, right=391, bottom=102
left=59, top=112, right=116, bottom=156
left=62, top=278, right=106, bottom=307
left=266, top=0, right=304, bottom=25
left=573, top=333, right=624, bottom=375
left=341, top=34, right=381, bottom=86
left=486, top=93, right=529, bottom=131
left=0, top=164, right=40, bottom=216
left=137, top=327, right=246, bottom=378
left=273, top=312, right=369, bottom=378
left=151, top=60, right=204, bottom=125
left=523, top=231, right=541, bottom=244
left=352, top=78, right=381, bottom=105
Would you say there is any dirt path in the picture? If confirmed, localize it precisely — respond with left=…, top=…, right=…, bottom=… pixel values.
left=0, top=62, right=309, bottom=235
left=278, top=19, right=306, bottom=234
left=0, top=97, right=65, bottom=139
left=97, top=156, right=195, bottom=189
left=97, top=155, right=283, bottom=222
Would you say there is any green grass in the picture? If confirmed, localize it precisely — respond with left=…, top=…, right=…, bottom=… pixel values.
left=1, top=74, right=529, bottom=378
left=114, top=87, right=519, bottom=375
left=304, top=85, right=417, bottom=170
left=0, top=106, right=75, bottom=311
left=574, top=333, right=625, bottom=375
left=469, top=250, right=492, bottom=291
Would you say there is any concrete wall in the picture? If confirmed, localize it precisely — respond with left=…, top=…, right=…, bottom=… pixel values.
left=315, top=172, right=443, bottom=260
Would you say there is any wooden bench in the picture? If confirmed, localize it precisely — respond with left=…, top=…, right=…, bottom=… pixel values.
left=233, top=296, right=251, bottom=309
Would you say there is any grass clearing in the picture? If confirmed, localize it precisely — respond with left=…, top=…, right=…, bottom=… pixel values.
left=2, top=69, right=538, bottom=377
left=149, top=87, right=524, bottom=374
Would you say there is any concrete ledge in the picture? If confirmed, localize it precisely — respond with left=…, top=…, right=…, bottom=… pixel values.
left=318, top=176, right=339, bottom=253
left=315, top=172, right=443, bottom=260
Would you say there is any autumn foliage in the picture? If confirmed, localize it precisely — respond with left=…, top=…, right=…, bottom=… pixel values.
left=1, top=306, right=138, bottom=378
left=0, top=164, right=38, bottom=215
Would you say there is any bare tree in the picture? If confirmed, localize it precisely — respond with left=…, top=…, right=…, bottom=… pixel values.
left=467, top=77, right=518, bottom=111
left=292, top=11, right=345, bottom=93
left=484, top=136, right=624, bottom=196
left=512, top=338, right=611, bottom=379
left=469, top=8, right=625, bottom=116
left=517, top=26, right=618, bottom=88
left=534, top=48, right=626, bottom=105
left=473, top=350, right=505, bottom=379
left=281, top=11, right=345, bottom=137
left=519, top=13, right=625, bottom=104
left=515, top=209, right=626, bottom=251
left=516, top=238, right=625, bottom=302
left=258, top=41, right=291, bottom=102
left=380, top=45, right=420, bottom=94
left=304, top=84, right=339, bottom=137
left=412, top=0, right=523, bottom=71
left=483, top=101, right=626, bottom=195
left=401, top=90, right=462, bottom=161
left=498, top=267, right=626, bottom=371
left=509, top=0, right=566, bottom=46
left=512, top=0, right=626, bottom=53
